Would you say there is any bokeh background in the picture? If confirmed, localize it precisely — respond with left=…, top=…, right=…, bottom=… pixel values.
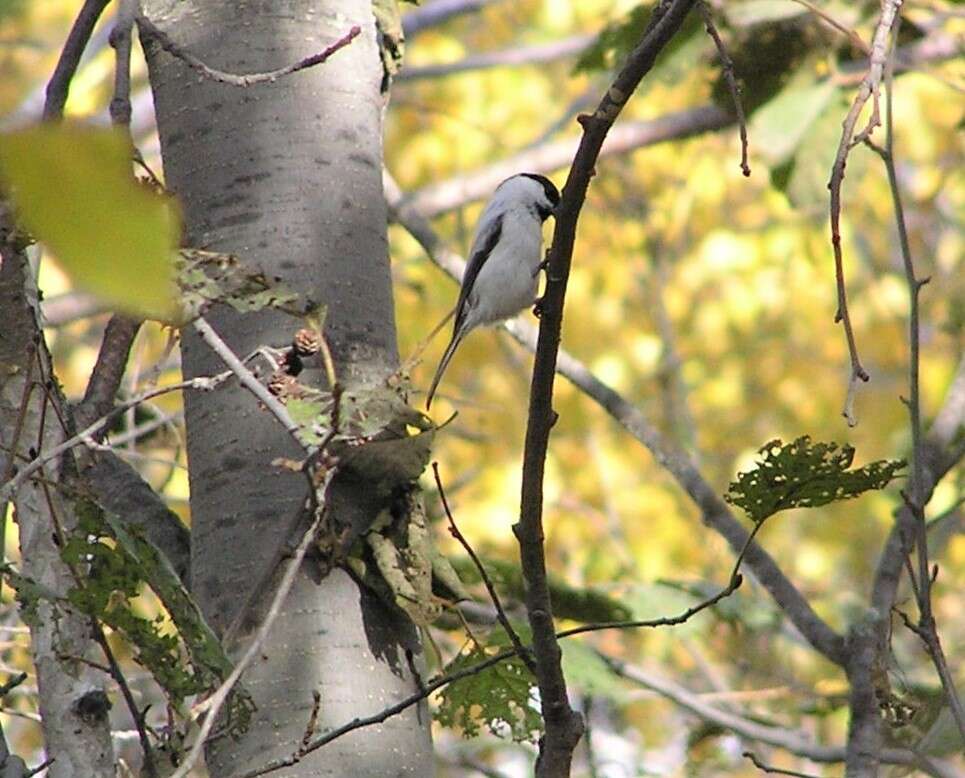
left=1, top=0, right=962, bottom=775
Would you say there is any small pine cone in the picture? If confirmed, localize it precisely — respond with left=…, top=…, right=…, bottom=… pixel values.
left=293, top=328, right=321, bottom=357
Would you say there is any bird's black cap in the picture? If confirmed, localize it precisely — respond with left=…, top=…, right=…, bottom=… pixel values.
left=520, top=173, right=560, bottom=209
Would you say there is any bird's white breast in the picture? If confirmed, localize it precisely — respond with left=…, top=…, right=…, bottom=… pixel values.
left=469, top=210, right=543, bottom=325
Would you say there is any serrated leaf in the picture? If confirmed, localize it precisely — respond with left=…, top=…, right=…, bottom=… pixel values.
left=63, top=502, right=254, bottom=731
left=724, top=436, right=905, bottom=524
left=0, top=125, right=179, bottom=319
left=436, top=645, right=541, bottom=743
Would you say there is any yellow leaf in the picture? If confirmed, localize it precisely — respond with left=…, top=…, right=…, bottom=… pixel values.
left=0, top=125, right=179, bottom=319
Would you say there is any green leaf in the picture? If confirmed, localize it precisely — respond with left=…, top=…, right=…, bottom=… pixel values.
left=436, top=644, right=541, bottom=743
left=561, top=641, right=626, bottom=701
left=452, top=556, right=632, bottom=623
left=724, top=0, right=807, bottom=27
left=62, top=501, right=254, bottom=731
left=750, top=79, right=837, bottom=166
left=0, top=125, right=180, bottom=319
left=724, top=436, right=905, bottom=524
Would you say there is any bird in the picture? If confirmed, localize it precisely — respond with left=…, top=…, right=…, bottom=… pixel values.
left=425, top=172, right=560, bottom=409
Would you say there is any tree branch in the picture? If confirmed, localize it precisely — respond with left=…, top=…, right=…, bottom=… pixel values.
left=136, top=16, right=361, bottom=87
left=518, top=2, right=700, bottom=774
left=601, top=654, right=957, bottom=777
left=402, top=0, right=504, bottom=39
left=42, top=0, right=111, bottom=120
left=826, top=0, right=902, bottom=425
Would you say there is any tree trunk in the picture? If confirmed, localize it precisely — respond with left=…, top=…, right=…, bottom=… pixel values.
left=141, top=1, right=431, bottom=776
left=0, top=222, right=115, bottom=778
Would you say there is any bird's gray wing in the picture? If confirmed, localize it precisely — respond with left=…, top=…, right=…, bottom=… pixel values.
left=453, top=212, right=503, bottom=333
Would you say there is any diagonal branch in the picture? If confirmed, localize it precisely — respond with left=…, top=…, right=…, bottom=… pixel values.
left=43, top=0, right=111, bottom=121
left=518, top=2, right=701, bottom=774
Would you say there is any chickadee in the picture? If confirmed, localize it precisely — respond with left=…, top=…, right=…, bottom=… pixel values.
left=425, top=172, right=560, bottom=409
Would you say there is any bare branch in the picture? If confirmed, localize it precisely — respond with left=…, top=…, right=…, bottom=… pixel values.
left=74, top=315, right=141, bottom=430
left=605, top=655, right=958, bottom=776
left=43, top=0, right=111, bottom=121
left=742, top=751, right=821, bottom=777
left=518, top=2, right=702, bottom=773
left=402, top=0, right=504, bottom=39
left=432, top=462, right=535, bottom=673
left=865, top=32, right=965, bottom=741
left=136, top=16, right=361, bottom=87
left=698, top=2, right=750, bottom=176
left=827, top=0, right=902, bottom=424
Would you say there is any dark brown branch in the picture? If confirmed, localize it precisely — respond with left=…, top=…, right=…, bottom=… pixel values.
left=697, top=2, right=750, bottom=176
left=43, top=0, right=111, bottom=121
left=74, top=315, right=141, bottom=431
left=108, top=0, right=135, bottom=128
left=384, top=171, right=849, bottom=668
left=742, top=751, right=820, bottom=777
left=432, top=462, right=535, bottom=674
left=826, top=0, right=902, bottom=425
left=518, top=2, right=700, bottom=774
left=136, top=16, right=361, bottom=87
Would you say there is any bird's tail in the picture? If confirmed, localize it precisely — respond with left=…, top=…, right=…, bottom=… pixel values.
left=425, top=330, right=463, bottom=409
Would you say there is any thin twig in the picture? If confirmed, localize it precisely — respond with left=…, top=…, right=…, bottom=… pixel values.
left=43, top=0, right=111, bottom=120
left=168, top=477, right=332, bottom=778
left=74, top=315, right=141, bottom=430
left=698, top=2, right=750, bottom=176
left=788, top=0, right=869, bottom=54
left=602, top=654, right=953, bottom=773
left=91, top=623, right=159, bottom=778
left=191, top=317, right=300, bottom=440
left=1, top=375, right=229, bottom=502
left=136, top=16, right=361, bottom=87
left=865, top=27, right=965, bottom=742
left=432, top=462, right=535, bottom=674
left=742, top=750, right=821, bottom=777
left=108, top=0, right=136, bottom=128
left=827, top=0, right=902, bottom=424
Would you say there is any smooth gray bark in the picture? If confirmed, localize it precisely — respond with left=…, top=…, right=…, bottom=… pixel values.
left=141, top=1, right=431, bottom=776
left=0, top=229, right=115, bottom=778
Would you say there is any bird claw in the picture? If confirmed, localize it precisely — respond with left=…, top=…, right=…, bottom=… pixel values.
left=532, top=296, right=544, bottom=318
